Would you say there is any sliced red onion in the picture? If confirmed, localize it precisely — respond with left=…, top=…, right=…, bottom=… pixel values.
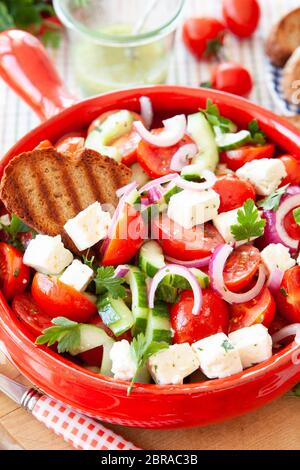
left=272, top=324, right=300, bottom=347
left=165, top=255, right=211, bottom=268
left=141, top=196, right=151, bottom=207
left=140, top=173, right=178, bottom=194
left=139, top=96, right=153, bottom=129
left=176, top=170, right=217, bottom=191
left=134, top=114, right=187, bottom=148
left=149, top=265, right=202, bottom=315
left=148, top=186, right=163, bottom=204
left=116, top=182, right=136, bottom=198
left=266, top=268, right=284, bottom=293
left=170, top=144, right=198, bottom=172
left=114, top=265, right=130, bottom=278
left=209, top=244, right=266, bottom=304
left=275, top=193, right=300, bottom=251
left=107, top=182, right=138, bottom=239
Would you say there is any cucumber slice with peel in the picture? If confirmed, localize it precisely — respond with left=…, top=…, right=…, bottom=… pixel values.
left=145, top=302, right=172, bottom=345
left=187, top=112, right=219, bottom=172
left=139, top=241, right=165, bottom=278
left=216, top=130, right=251, bottom=151
left=125, top=266, right=149, bottom=336
left=97, top=294, right=134, bottom=337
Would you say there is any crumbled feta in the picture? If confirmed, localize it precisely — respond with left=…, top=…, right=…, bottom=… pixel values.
left=60, top=259, right=94, bottom=292
left=167, top=189, right=220, bottom=229
left=261, top=243, right=296, bottom=274
left=64, top=202, right=111, bottom=251
left=192, top=333, right=243, bottom=379
left=229, top=324, right=273, bottom=369
left=148, top=343, right=199, bottom=385
left=23, top=234, right=73, bottom=275
left=110, top=340, right=137, bottom=381
left=236, top=159, right=287, bottom=196
left=213, top=206, right=260, bottom=246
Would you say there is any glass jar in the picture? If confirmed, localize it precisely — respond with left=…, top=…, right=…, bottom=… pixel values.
left=54, top=0, right=185, bottom=96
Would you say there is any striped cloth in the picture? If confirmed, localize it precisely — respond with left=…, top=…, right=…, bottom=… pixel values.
left=0, top=0, right=299, bottom=153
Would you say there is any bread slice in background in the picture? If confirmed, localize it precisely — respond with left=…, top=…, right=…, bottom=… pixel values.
left=265, top=7, right=300, bottom=67
left=281, top=114, right=300, bottom=129
left=282, top=47, right=300, bottom=104
left=0, top=148, right=132, bottom=252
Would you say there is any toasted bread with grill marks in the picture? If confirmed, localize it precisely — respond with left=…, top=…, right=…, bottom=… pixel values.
left=265, top=8, right=300, bottom=67
left=282, top=47, right=300, bottom=103
left=0, top=147, right=132, bottom=252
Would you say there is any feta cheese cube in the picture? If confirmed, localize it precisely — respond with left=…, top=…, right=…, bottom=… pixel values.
left=192, top=333, right=243, bottom=379
left=23, top=235, right=73, bottom=275
left=236, top=159, right=287, bottom=196
left=148, top=343, right=199, bottom=385
left=229, top=324, right=272, bottom=369
left=64, top=202, right=111, bottom=251
left=261, top=243, right=296, bottom=274
left=110, top=340, right=137, bottom=381
left=167, top=189, right=220, bottom=229
left=59, top=260, right=94, bottom=292
left=213, top=207, right=260, bottom=246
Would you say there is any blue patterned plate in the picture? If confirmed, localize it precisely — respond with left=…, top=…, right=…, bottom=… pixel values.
left=266, top=60, right=300, bottom=115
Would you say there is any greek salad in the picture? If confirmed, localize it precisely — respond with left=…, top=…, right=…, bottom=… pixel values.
left=1, top=97, right=300, bottom=392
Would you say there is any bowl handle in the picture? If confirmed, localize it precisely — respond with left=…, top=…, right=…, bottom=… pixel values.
left=0, top=30, right=76, bottom=121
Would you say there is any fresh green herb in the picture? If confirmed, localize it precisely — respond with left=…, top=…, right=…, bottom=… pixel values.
left=221, top=339, right=234, bottom=353
left=258, top=185, right=289, bottom=212
left=82, top=253, right=96, bottom=271
left=36, top=317, right=81, bottom=354
left=293, top=207, right=300, bottom=225
left=280, top=287, right=288, bottom=298
left=94, top=266, right=126, bottom=300
left=292, top=383, right=300, bottom=397
left=248, top=119, right=266, bottom=145
left=0, top=214, right=36, bottom=250
left=231, top=199, right=266, bottom=242
left=201, top=99, right=236, bottom=134
left=128, top=334, right=168, bottom=395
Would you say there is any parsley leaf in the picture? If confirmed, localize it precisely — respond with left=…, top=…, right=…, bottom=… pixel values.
left=231, top=199, right=266, bottom=242
left=258, top=184, right=290, bottom=212
left=35, top=317, right=81, bottom=354
left=82, top=253, right=96, bottom=271
left=94, top=266, right=126, bottom=299
left=293, top=207, right=300, bottom=225
left=221, top=339, right=234, bottom=353
left=201, top=99, right=237, bottom=134
left=128, top=333, right=169, bottom=395
left=0, top=214, right=36, bottom=250
left=0, top=2, right=15, bottom=31
left=248, top=119, right=266, bottom=145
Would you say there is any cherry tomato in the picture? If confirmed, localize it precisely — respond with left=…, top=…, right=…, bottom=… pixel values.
left=229, top=287, right=276, bottom=333
left=0, top=243, right=30, bottom=301
left=277, top=266, right=300, bottom=324
left=152, top=214, right=224, bottom=261
left=268, top=314, right=289, bottom=337
left=55, top=131, right=86, bottom=154
left=210, top=62, right=253, bottom=97
left=284, top=209, right=300, bottom=241
left=101, top=204, right=146, bottom=266
left=222, top=0, right=260, bottom=38
left=35, top=140, right=53, bottom=150
left=279, top=155, right=300, bottom=186
left=32, top=273, right=97, bottom=323
left=171, top=289, right=229, bottom=344
left=221, top=143, right=275, bottom=171
left=223, top=245, right=261, bottom=293
left=183, top=17, right=226, bottom=60
left=12, top=293, right=53, bottom=338
left=213, top=175, right=256, bottom=213
left=137, top=131, right=194, bottom=178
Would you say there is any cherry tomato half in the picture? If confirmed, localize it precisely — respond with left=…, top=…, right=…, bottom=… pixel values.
left=0, top=242, right=30, bottom=301
left=224, top=245, right=261, bottom=293
left=32, top=273, right=97, bottom=323
left=171, top=289, right=229, bottom=344
left=213, top=175, right=256, bottom=213
left=12, top=293, right=53, bottom=338
left=280, top=155, right=300, bottom=187
left=277, top=266, right=300, bottom=324
left=284, top=209, right=300, bottom=241
left=35, top=140, right=53, bottom=150
left=221, top=143, right=275, bottom=171
left=183, top=17, right=226, bottom=60
left=211, top=62, right=253, bottom=97
left=229, top=287, right=276, bottom=333
left=222, top=0, right=260, bottom=38
left=137, top=131, right=194, bottom=178
left=152, top=214, right=225, bottom=261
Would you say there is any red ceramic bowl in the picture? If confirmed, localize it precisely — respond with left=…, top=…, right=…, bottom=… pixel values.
left=0, top=30, right=299, bottom=429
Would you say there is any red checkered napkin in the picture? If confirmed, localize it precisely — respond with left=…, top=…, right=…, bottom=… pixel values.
left=32, top=395, right=140, bottom=450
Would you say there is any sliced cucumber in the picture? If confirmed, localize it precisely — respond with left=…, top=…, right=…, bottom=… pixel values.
left=163, top=185, right=182, bottom=204
left=215, top=130, right=250, bottom=151
left=145, top=302, right=172, bottom=345
left=139, top=241, right=165, bottom=278
left=131, top=162, right=150, bottom=188
left=190, top=268, right=210, bottom=289
left=126, top=189, right=141, bottom=206
left=69, top=324, right=115, bottom=376
left=187, top=112, right=219, bottom=172
left=85, top=110, right=134, bottom=162
left=97, top=294, right=134, bottom=337
left=162, top=268, right=209, bottom=290
left=125, top=266, right=149, bottom=336
left=181, top=163, right=211, bottom=182
left=156, top=284, right=178, bottom=304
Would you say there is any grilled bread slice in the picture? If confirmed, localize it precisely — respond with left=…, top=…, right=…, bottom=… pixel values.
left=0, top=147, right=132, bottom=252
left=265, top=8, right=300, bottom=67
left=282, top=114, right=300, bottom=129
left=282, top=47, right=300, bottom=104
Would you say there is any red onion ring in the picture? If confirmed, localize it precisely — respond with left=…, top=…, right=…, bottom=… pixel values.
left=176, top=170, right=217, bottom=191
left=165, top=255, right=211, bottom=268
left=266, top=268, right=284, bottom=293
left=139, top=96, right=153, bottom=129
left=148, top=264, right=203, bottom=315
left=170, top=144, right=198, bottom=172
left=275, top=193, right=300, bottom=251
left=114, top=265, right=130, bottom=278
left=134, top=114, right=187, bottom=148
left=272, top=324, right=300, bottom=347
left=116, top=182, right=136, bottom=198
left=139, top=174, right=178, bottom=194
left=107, top=182, right=138, bottom=240
left=148, top=186, right=163, bottom=204
left=209, top=244, right=266, bottom=304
